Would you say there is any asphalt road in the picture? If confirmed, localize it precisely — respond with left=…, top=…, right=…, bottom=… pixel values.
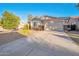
left=0, top=31, right=79, bottom=56
left=0, top=32, right=26, bottom=45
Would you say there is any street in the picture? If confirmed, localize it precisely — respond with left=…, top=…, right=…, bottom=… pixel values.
left=0, top=30, right=79, bottom=56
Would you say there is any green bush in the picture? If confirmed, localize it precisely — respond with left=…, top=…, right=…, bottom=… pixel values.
left=23, top=24, right=29, bottom=30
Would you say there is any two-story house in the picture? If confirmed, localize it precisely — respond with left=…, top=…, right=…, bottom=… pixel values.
left=28, top=16, right=64, bottom=31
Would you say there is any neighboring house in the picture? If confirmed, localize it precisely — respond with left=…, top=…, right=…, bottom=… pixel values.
left=28, top=16, right=64, bottom=31
left=44, top=16, right=64, bottom=31
left=46, top=20, right=64, bottom=31
left=64, top=16, right=79, bottom=31
left=70, top=16, right=79, bottom=31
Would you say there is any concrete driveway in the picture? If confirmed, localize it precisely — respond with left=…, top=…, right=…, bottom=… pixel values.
left=0, top=30, right=79, bottom=56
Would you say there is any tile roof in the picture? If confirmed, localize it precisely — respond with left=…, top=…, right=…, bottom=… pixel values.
left=71, top=16, right=79, bottom=20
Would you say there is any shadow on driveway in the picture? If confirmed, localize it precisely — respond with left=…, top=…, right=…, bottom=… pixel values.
left=52, top=33, right=70, bottom=40
left=0, top=32, right=27, bottom=46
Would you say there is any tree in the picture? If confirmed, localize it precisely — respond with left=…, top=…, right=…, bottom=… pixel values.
left=1, top=11, right=20, bottom=29
left=28, top=14, right=33, bottom=20
left=27, top=14, right=33, bottom=29
left=23, top=24, right=29, bottom=30
left=0, top=19, right=1, bottom=26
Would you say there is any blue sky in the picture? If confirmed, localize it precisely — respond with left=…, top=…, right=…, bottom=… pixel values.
left=0, top=3, right=79, bottom=23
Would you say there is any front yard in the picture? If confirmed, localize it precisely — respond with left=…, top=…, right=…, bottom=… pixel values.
left=18, top=29, right=30, bottom=36
left=66, top=31, right=79, bottom=45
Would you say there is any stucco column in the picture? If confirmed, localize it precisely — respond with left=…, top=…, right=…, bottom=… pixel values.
left=44, top=22, right=48, bottom=30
